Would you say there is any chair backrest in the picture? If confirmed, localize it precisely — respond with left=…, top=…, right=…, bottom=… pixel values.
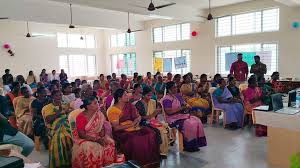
left=159, top=99, right=168, bottom=123
left=239, top=84, right=248, bottom=92
left=209, top=87, right=217, bottom=109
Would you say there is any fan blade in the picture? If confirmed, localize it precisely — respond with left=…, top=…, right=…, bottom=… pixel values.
left=215, top=15, right=231, bottom=19
left=197, top=15, right=208, bottom=19
left=131, top=30, right=143, bottom=33
left=155, top=3, right=176, bottom=9
left=0, top=17, right=9, bottom=20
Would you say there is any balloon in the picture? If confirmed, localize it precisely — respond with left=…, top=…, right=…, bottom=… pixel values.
left=292, top=21, right=299, bottom=29
left=191, top=31, right=198, bottom=37
left=3, top=43, right=10, bottom=49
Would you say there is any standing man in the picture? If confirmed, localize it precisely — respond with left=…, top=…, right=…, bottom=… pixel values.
left=250, top=55, right=267, bottom=84
left=230, top=53, right=249, bottom=83
left=2, top=69, right=14, bottom=94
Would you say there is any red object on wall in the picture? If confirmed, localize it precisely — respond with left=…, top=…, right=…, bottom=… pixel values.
left=191, top=31, right=198, bottom=37
left=3, top=44, right=10, bottom=49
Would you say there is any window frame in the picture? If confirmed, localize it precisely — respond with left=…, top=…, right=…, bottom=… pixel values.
left=216, top=7, right=280, bottom=37
left=152, top=23, right=191, bottom=43
left=110, top=32, right=136, bottom=48
left=57, top=33, right=96, bottom=48
left=216, top=42, right=278, bottom=75
left=152, top=49, right=192, bottom=75
left=111, top=52, right=137, bottom=76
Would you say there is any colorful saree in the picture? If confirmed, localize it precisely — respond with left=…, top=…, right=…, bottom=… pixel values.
left=107, top=103, right=160, bottom=167
left=180, top=83, right=210, bottom=115
left=15, top=96, right=35, bottom=136
left=135, top=99, right=173, bottom=156
left=242, top=87, right=267, bottom=136
left=161, top=94, right=207, bottom=150
left=42, top=103, right=73, bottom=168
left=72, top=111, right=115, bottom=168
left=212, top=87, right=244, bottom=127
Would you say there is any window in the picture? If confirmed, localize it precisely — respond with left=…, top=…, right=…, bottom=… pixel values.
left=153, top=23, right=190, bottom=43
left=216, top=43, right=278, bottom=75
left=153, top=49, right=191, bottom=74
left=59, top=55, right=97, bottom=77
left=216, top=8, right=279, bottom=37
left=57, top=33, right=96, bottom=48
left=110, top=33, right=135, bottom=48
left=111, top=53, right=136, bottom=75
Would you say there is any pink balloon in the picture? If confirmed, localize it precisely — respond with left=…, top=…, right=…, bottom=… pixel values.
left=3, top=44, right=10, bottom=49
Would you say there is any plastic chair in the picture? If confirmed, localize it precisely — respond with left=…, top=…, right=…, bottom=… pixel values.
left=160, top=100, right=184, bottom=153
left=208, top=87, right=226, bottom=128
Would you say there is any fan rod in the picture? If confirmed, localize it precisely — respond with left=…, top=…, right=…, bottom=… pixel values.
left=70, top=3, right=73, bottom=24
left=128, top=12, right=130, bottom=29
left=209, top=0, right=211, bottom=13
left=26, top=21, right=29, bottom=33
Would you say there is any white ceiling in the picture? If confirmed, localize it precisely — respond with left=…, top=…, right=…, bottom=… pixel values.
left=0, top=0, right=299, bottom=30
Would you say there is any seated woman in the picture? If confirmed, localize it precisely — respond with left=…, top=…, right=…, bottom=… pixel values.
left=42, top=90, right=73, bottom=168
left=14, top=87, right=35, bottom=137
left=211, top=74, right=221, bottom=87
left=62, top=83, right=76, bottom=105
left=162, top=82, right=207, bottom=152
left=242, top=77, right=267, bottom=136
left=107, top=89, right=160, bottom=167
left=212, top=78, right=244, bottom=130
left=197, top=74, right=211, bottom=99
left=180, top=75, right=210, bottom=118
left=270, top=72, right=284, bottom=93
left=72, top=97, right=115, bottom=168
left=129, top=84, right=142, bottom=104
left=104, top=81, right=120, bottom=110
left=135, top=86, right=173, bottom=158
left=227, top=76, right=241, bottom=100
left=30, top=87, right=51, bottom=149
left=173, top=74, right=182, bottom=93
left=153, top=75, right=165, bottom=94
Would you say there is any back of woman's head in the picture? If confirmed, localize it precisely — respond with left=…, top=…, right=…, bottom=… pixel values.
left=51, top=89, right=61, bottom=97
left=213, top=74, right=221, bottom=81
left=62, top=83, right=71, bottom=93
left=113, top=88, right=126, bottom=104
left=142, top=86, right=152, bottom=96
left=182, top=74, right=189, bottom=81
left=228, top=76, right=235, bottom=83
left=80, top=96, right=96, bottom=109
left=174, top=74, right=181, bottom=80
left=133, top=83, right=140, bottom=90
left=271, top=72, right=279, bottom=78
left=217, top=78, right=225, bottom=85
left=248, top=76, right=256, bottom=85
left=166, top=81, right=175, bottom=93
left=12, top=82, right=20, bottom=90
left=200, top=74, right=207, bottom=79
left=37, top=86, right=46, bottom=94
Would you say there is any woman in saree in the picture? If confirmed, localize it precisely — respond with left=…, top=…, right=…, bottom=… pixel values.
left=242, top=77, right=267, bottom=136
left=42, top=90, right=73, bottom=168
left=180, top=74, right=210, bottom=118
left=173, top=74, right=182, bottom=93
left=212, top=78, right=244, bottom=130
left=129, top=84, right=142, bottom=104
left=62, top=83, right=76, bottom=105
left=72, top=96, right=116, bottom=168
left=4, top=82, right=21, bottom=128
left=198, top=74, right=211, bottom=100
left=104, top=81, right=120, bottom=110
left=162, top=81, right=207, bottom=152
left=135, top=86, right=173, bottom=158
left=30, top=87, right=51, bottom=149
left=270, top=72, right=284, bottom=93
left=14, top=87, right=35, bottom=137
left=107, top=88, right=160, bottom=167
left=153, top=75, right=165, bottom=94
left=227, top=76, right=241, bottom=100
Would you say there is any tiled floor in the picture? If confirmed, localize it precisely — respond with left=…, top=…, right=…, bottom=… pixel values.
left=28, top=125, right=277, bottom=168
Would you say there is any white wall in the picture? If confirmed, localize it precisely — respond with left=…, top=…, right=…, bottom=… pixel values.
left=0, top=21, right=104, bottom=78
left=103, top=0, right=300, bottom=78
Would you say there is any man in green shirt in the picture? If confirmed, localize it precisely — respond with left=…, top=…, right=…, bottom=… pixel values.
left=0, top=113, right=34, bottom=156
left=250, top=55, right=267, bottom=84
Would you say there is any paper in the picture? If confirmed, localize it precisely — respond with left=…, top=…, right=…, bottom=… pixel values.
left=163, top=58, right=172, bottom=72
left=117, top=59, right=124, bottom=69
left=24, top=162, right=42, bottom=168
left=153, top=58, right=163, bottom=72
left=174, top=56, right=187, bottom=69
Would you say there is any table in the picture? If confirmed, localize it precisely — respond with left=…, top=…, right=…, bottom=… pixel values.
left=254, top=109, right=300, bottom=168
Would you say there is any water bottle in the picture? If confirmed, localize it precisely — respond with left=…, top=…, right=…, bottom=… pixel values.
left=296, top=89, right=300, bottom=108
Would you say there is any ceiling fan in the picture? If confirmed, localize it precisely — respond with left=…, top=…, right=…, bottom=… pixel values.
left=69, top=3, right=75, bottom=28
left=133, top=0, right=176, bottom=12
left=25, top=22, right=43, bottom=38
left=198, top=0, right=229, bottom=21
left=126, top=12, right=143, bottom=34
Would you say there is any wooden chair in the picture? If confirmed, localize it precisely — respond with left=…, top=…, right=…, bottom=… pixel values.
left=208, top=87, right=226, bottom=128
left=240, top=86, right=253, bottom=128
left=160, top=100, right=184, bottom=153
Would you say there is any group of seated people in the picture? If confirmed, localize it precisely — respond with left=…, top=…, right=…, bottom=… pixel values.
left=0, top=69, right=286, bottom=168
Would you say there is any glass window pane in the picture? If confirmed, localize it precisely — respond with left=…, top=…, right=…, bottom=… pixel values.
left=86, top=35, right=95, bottom=48
left=59, top=55, right=69, bottom=74
left=217, top=16, right=232, bottom=37
left=117, top=33, right=126, bottom=47
left=153, top=28, right=162, bottom=43
left=263, top=8, right=279, bottom=32
left=111, top=35, right=117, bottom=48
left=181, top=23, right=191, bottom=40
left=57, top=33, right=67, bottom=48
left=87, top=56, right=96, bottom=76
left=163, top=25, right=177, bottom=42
